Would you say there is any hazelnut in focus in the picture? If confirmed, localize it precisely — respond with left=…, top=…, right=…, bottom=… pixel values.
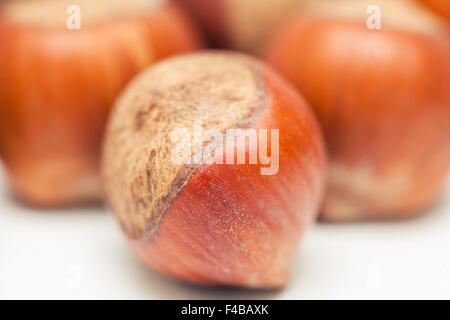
left=101, top=52, right=327, bottom=288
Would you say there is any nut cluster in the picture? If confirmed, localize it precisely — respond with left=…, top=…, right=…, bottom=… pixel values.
left=0, top=0, right=449, bottom=290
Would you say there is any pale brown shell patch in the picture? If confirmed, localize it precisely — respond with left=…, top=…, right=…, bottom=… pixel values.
left=2, top=0, right=165, bottom=27
left=299, top=0, right=448, bottom=37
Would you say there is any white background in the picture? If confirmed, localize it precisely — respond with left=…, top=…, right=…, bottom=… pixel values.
left=1, top=168, right=449, bottom=300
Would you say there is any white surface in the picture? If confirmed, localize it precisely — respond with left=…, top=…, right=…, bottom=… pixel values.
left=0, top=168, right=449, bottom=300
